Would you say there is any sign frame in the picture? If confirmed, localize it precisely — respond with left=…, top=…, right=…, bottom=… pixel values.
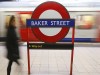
left=26, top=1, right=75, bottom=75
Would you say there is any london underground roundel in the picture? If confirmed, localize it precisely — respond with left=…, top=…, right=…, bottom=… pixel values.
left=31, top=1, right=70, bottom=43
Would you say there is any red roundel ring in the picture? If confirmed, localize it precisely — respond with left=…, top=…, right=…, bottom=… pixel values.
left=31, top=1, right=70, bottom=43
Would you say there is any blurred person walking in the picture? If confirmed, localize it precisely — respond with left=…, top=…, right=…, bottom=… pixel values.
left=5, top=16, right=20, bottom=75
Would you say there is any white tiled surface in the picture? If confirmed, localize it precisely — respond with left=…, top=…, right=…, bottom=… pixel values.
left=0, top=45, right=100, bottom=75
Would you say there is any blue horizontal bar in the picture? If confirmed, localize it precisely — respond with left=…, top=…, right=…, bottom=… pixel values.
left=27, top=19, right=75, bottom=27
left=0, top=37, right=96, bottom=42
left=60, top=38, right=95, bottom=42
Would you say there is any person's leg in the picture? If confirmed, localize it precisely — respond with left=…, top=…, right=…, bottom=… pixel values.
left=7, top=60, right=13, bottom=75
left=14, top=60, right=20, bottom=65
left=14, top=60, right=23, bottom=73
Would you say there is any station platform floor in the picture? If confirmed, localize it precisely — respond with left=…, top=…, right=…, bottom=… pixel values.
left=0, top=43, right=100, bottom=75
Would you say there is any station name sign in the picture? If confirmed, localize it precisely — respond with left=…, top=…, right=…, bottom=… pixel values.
left=27, top=19, right=75, bottom=27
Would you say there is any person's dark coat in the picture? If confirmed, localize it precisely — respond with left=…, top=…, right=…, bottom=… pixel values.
left=6, top=25, right=20, bottom=61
